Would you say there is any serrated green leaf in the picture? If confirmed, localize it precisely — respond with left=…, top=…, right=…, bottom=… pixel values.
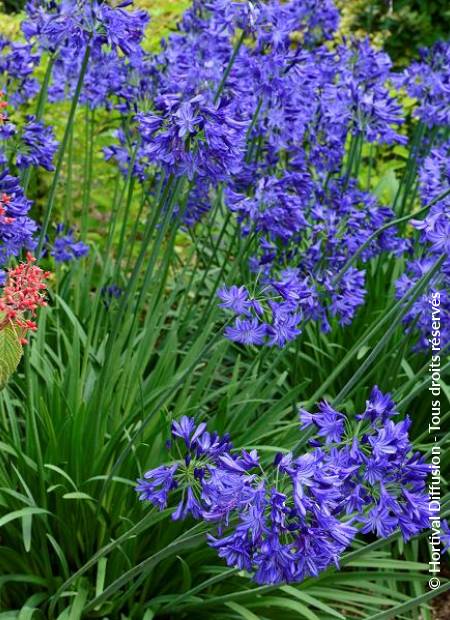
left=0, top=323, right=23, bottom=390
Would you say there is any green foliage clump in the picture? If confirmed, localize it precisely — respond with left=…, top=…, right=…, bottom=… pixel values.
left=138, top=0, right=192, bottom=51
left=0, top=6, right=22, bottom=37
left=338, top=0, right=450, bottom=65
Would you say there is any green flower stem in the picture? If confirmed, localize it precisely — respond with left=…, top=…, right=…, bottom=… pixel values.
left=21, top=54, right=56, bottom=194
left=81, top=107, right=95, bottom=240
left=333, top=256, right=444, bottom=405
left=305, top=254, right=445, bottom=408
left=36, top=42, right=91, bottom=257
left=214, top=30, right=246, bottom=105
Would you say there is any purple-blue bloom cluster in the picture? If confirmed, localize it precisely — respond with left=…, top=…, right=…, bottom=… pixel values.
left=414, top=142, right=450, bottom=255
left=136, top=387, right=430, bottom=584
left=97, top=0, right=411, bottom=344
left=16, top=116, right=58, bottom=171
left=0, top=171, right=36, bottom=264
left=101, top=284, right=123, bottom=308
left=22, top=0, right=149, bottom=56
left=0, top=1, right=151, bottom=278
left=396, top=259, right=449, bottom=352
left=0, top=108, right=58, bottom=173
left=221, top=176, right=407, bottom=345
left=50, top=224, right=89, bottom=263
left=398, top=41, right=450, bottom=129
left=7, top=0, right=448, bottom=354
left=135, top=96, right=248, bottom=181
left=395, top=143, right=450, bottom=351
left=0, top=37, right=40, bottom=106
left=22, top=0, right=151, bottom=111
left=0, top=96, right=55, bottom=267
left=105, top=1, right=405, bottom=178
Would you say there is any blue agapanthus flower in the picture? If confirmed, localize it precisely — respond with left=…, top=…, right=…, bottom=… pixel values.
left=135, top=95, right=248, bottom=181
left=0, top=97, right=40, bottom=266
left=0, top=170, right=36, bottom=263
left=0, top=38, right=40, bottom=106
left=93, top=1, right=149, bottom=57
left=21, top=0, right=150, bottom=111
left=398, top=40, right=450, bottom=129
left=50, top=224, right=89, bottom=262
left=104, top=0, right=405, bottom=182
left=22, top=0, right=149, bottom=54
left=225, top=316, right=269, bottom=346
left=95, top=0, right=412, bottom=346
left=414, top=142, right=450, bottom=253
left=396, top=258, right=450, bottom=352
left=22, top=0, right=92, bottom=53
left=395, top=143, right=450, bottom=351
left=136, top=388, right=430, bottom=584
left=16, top=116, right=59, bottom=171
left=220, top=174, right=407, bottom=346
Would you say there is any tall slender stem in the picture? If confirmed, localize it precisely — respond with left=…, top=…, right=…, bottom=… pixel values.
left=21, top=54, right=55, bottom=194
left=214, top=30, right=245, bottom=105
left=36, top=42, right=91, bottom=256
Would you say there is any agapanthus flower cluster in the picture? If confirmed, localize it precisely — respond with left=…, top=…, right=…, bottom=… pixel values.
left=135, top=96, right=248, bottom=181
left=0, top=171, right=37, bottom=264
left=22, top=0, right=92, bottom=53
left=0, top=92, right=58, bottom=172
left=136, top=387, right=429, bottom=584
left=22, top=0, right=149, bottom=56
left=0, top=91, right=14, bottom=166
left=0, top=37, right=40, bottom=106
left=101, top=284, right=122, bottom=309
left=220, top=176, right=407, bottom=345
left=414, top=143, right=450, bottom=256
left=253, top=0, right=339, bottom=48
left=98, top=0, right=411, bottom=345
left=0, top=94, right=42, bottom=264
left=13, top=0, right=448, bottom=353
left=0, top=253, right=49, bottom=344
left=396, top=260, right=449, bottom=352
left=50, top=224, right=89, bottom=263
left=15, top=115, right=58, bottom=171
left=22, top=0, right=151, bottom=111
left=44, top=22, right=153, bottom=111
left=398, top=41, right=450, bottom=129
left=106, top=0, right=406, bottom=179
left=395, top=143, right=450, bottom=351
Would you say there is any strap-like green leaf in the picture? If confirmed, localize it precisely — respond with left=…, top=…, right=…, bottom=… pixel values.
left=0, top=323, right=23, bottom=390
left=365, top=582, right=450, bottom=620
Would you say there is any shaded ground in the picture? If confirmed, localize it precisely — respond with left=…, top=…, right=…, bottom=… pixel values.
left=432, top=589, right=450, bottom=619
left=432, top=564, right=450, bottom=620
